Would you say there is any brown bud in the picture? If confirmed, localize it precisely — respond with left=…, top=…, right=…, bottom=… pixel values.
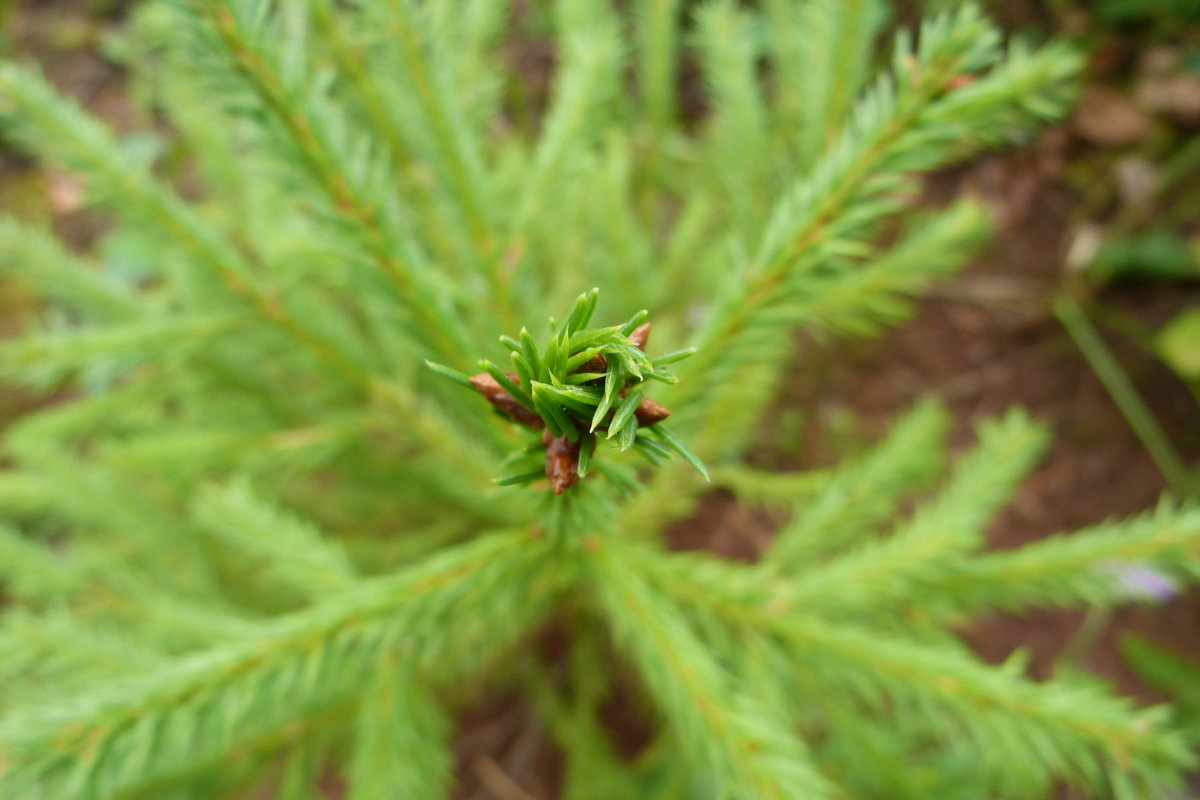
left=545, top=435, right=581, bottom=494
left=576, top=354, right=607, bottom=374
left=634, top=397, right=670, bottom=427
left=945, top=74, right=976, bottom=91
left=629, top=322, right=651, bottom=350
left=469, top=373, right=544, bottom=429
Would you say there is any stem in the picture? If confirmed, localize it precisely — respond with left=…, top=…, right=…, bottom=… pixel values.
left=637, top=0, right=682, bottom=172
left=1054, top=295, right=1195, bottom=498
left=1055, top=606, right=1111, bottom=674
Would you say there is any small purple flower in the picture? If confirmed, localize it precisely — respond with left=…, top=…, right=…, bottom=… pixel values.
left=1104, top=561, right=1178, bottom=602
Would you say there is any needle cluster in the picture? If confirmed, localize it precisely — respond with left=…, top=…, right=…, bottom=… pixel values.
left=429, top=288, right=705, bottom=494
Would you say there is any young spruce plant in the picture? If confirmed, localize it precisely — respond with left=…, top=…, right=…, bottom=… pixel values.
left=1, top=1, right=1199, bottom=798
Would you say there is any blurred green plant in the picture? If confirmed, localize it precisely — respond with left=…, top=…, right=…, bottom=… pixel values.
left=1059, top=134, right=1200, bottom=499
left=1122, top=633, right=1200, bottom=737
left=0, top=2, right=1198, bottom=799
left=1055, top=296, right=1199, bottom=498
left=1096, top=0, right=1200, bottom=27
left=1158, top=307, right=1200, bottom=383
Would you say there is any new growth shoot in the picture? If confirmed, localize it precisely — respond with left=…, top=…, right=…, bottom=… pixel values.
left=428, top=288, right=706, bottom=493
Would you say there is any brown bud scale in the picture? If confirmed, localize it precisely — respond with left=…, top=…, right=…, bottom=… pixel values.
left=629, top=322, right=652, bottom=350
left=634, top=398, right=670, bottom=427
left=545, top=435, right=581, bottom=494
left=577, top=354, right=607, bottom=374
left=469, top=373, right=544, bottom=430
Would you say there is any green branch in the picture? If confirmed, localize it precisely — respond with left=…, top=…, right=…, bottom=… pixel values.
left=0, top=530, right=561, bottom=800
left=588, top=540, right=837, bottom=800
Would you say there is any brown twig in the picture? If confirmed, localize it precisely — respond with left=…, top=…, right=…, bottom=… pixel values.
left=471, top=755, right=540, bottom=800
left=543, top=433, right=581, bottom=494
left=469, top=373, right=544, bottom=429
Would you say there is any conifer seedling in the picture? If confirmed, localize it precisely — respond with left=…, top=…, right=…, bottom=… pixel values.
left=1, top=2, right=1199, bottom=799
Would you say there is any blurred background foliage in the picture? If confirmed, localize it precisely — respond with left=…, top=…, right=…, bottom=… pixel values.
left=1, top=1, right=1199, bottom=795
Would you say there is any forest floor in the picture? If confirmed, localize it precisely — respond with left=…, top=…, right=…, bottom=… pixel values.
left=2, top=2, right=1199, bottom=799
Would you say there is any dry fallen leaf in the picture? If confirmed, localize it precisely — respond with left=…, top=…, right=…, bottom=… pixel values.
left=1072, top=86, right=1152, bottom=146
left=1136, top=73, right=1200, bottom=121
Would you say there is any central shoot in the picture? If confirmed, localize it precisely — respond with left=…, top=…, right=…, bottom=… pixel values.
left=429, top=288, right=706, bottom=494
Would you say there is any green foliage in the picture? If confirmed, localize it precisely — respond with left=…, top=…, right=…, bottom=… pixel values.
left=1096, top=0, right=1200, bottom=26
left=1158, top=307, right=1200, bottom=383
left=1122, top=634, right=1200, bottom=735
left=1063, top=121, right=1200, bottom=498
left=1087, top=228, right=1199, bottom=283
left=1056, top=296, right=1199, bottom=498
left=1, top=1, right=1194, bottom=799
